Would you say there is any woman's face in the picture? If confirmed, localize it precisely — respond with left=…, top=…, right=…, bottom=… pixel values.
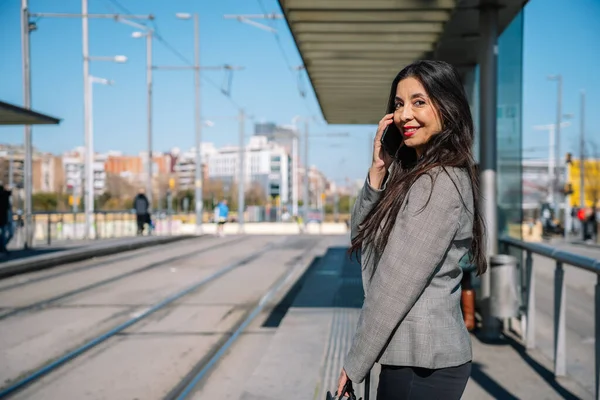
left=393, top=77, right=443, bottom=156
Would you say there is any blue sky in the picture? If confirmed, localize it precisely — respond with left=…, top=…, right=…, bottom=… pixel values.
left=522, top=0, right=600, bottom=160
left=0, top=0, right=599, bottom=184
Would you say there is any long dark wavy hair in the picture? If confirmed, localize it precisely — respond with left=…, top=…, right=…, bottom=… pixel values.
left=349, top=60, right=487, bottom=276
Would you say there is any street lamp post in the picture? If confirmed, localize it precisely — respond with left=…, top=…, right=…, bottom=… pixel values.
left=304, top=120, right=310, bottom=220
left=87, top=76, right=114, bottom=236
left=20, top=0, right=33, bottom=248
left=83, top=56, right=126, bottom=238
left=548, top=74, right=563, bottom=217
left=534, top=121, right=571, bottom=208
left=292, top=116, right=348, bottom=222
left=20, top=0, right=150, bottom=245
left=238, top=109, right=246, bottom=232
left=82, top=0, right=90, bottom=238
left=579, top=90, right=586, bottom=210
left=131, top=29, right=154, bottom=211
left=292, top=132, right=299, bottom=216
left=161, top=13, right=243, bottom=233
left=193, top=14, right=202, bottom=231
left=173, top=13, right=203, bottom=233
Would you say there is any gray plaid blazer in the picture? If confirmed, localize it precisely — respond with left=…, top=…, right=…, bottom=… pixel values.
left=344, top=166, right=473, bottom=384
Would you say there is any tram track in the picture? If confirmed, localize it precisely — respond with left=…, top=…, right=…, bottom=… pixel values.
left=0, top=236, right=248, bottom=321
left=165, top=243, right=317, bottom=400
left=0, top=236, right=201, bottom=292
left=0, top=239, right=281, bottom=398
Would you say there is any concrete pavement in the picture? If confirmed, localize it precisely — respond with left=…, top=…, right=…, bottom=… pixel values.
left=0, top=233, right=595, bottom=399
left=522, top=239, right=598, bottom=396
left=239, top=239, right=595, bottom=400
left=0, top=234, right=195, bottom=279
left=0, top=235, right=337, bottom=399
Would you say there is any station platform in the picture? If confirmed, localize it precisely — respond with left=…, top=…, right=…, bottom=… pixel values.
left=240, top=246, right=594, bottom=400
left=0, top=234, right=195, bottom=279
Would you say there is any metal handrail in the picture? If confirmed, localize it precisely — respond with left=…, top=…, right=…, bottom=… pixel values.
left=501, top=235, right=600, bottom=273
left=499, top=236, right=599, bottom=400
left=27, top=209, right=178, bottom=246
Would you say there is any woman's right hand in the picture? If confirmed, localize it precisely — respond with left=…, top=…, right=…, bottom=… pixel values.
left=369, top=113, right=394, bottom=189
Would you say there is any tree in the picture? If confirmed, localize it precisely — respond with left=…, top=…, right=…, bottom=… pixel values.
left=32, top=192, right=58, bottom=211
left=175, top=189, right=195, bottom=212
left=107, top=173, right=137, bottom=198
left=96, top=192, right=113, bottom=209
left=245, top=182, right=267, bottom=206
left=338, top=194, right=352, bottom=213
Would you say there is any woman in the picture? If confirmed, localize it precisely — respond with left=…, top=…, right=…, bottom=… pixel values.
left=337, top=60, right=486, bottom=399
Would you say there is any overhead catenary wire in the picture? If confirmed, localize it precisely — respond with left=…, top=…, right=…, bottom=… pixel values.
left=151, top=20, right=246, bottom=111
left=99, top=0, right=247, bottom=111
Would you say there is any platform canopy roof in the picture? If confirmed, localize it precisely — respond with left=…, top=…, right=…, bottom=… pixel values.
left=278, top=0, right=527, bottom=124
left=0, top=100, right=61, bottom=126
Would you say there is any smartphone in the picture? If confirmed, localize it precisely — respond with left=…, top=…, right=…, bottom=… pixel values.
left=380, top=123, right=403, bottom=159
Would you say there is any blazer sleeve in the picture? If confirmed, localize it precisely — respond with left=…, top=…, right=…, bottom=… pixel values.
left=344, top=171, right=462, bottom=383
left=350, top=172, right=389, bottom=240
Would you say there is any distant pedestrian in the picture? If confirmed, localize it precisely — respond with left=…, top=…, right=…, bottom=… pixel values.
left=215, top=199, right=229, bottom=237
left=0, top=183, right=10, bottom=252
left=338, top=61, right=485, bottom=400
left=4, top=186, right=13, bottom=247
left=133, top=188, right=150, bottom=235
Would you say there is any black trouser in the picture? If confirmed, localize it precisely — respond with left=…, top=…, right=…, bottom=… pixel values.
left=377, top=362, right=471, bottom=400
left=136, top=213, right=147, bottom=234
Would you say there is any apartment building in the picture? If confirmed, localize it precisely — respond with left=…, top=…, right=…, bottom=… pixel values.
left=208, top=136, right=292, bottom=203
left=105, top=152, right=174, bottom=184
left=63, top=147, right=106, bottom=196
left=33, top=154, right=64, bottom=193
left=0, top=146, right=24, bottom=189
left=0, top=145, right=64, bottom=193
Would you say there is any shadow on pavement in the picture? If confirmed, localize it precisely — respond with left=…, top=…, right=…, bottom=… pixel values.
left=262, top=246, right=363, bottom=328
left=470, top=361, right=519, bottom=400
left=502, top=333, right=582, bottom=400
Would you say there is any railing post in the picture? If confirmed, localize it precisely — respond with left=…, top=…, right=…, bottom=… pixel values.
left=102, top=212, right=106, bottom=239
left=525, top=250, right=536, bottom=349
left=47, top=213, right=51, bottom=246
left=59, top=214, right=64, bottom=241
left=595, top=273, right=599, bottom=400
left=554, top=261, right=567, bottom=376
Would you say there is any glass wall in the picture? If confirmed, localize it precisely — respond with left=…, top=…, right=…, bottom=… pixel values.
left=496, top=10, right=525, bottom=239
left=466, top=9, right=524, bottom=240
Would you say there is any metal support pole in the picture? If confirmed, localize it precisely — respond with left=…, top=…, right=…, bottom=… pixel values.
left=8, top=148, right=13, bottom=189
left=146, top=32, right=153, bottom=211
left=82, top=0, right=93, bottom=239
left=479, top=2, right=500, bottom=338
left=238, top=109, right=245, bottom=232
left=525, top=251, right=536, bottom=349
left=580, top=90, right=586, bottom=209
left=595, top=274, right=599, bottom=400
left=21, top=0, right=33, bottom=249
left=548, top=125, right=556, bottom=206
left=303, top=120, right=309, bottom=221
left=292, top=134, right=298, bottom=216
left=554, top=261, right=566, bottom=376
left=564, top=162, right=571, bottom=238
left=194, top=14, right=203, bottom=234
left=87, top=77, right=95, bottom=238
left=554, top=76, right=563, bottom=218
